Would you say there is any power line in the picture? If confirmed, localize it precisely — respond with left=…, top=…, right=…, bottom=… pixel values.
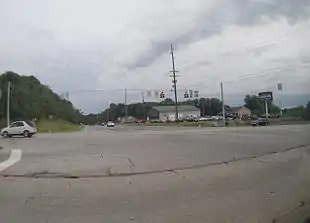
left=224, top=64, right=310, bottom=83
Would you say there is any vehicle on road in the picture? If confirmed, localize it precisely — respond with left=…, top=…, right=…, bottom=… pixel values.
left=135, top=120, right=146, bottom=124
left=251, top=118, right=268, bottom=126
left=186, top=116, right=199, bottom=122
left=1, top=121, right=37, bottom=138
left=106, top=121, right=115, bottom=127
left=198, top=116, right=211, bottom=121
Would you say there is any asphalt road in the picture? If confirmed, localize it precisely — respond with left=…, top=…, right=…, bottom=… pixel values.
left=0, top=124, right=310, bottom=222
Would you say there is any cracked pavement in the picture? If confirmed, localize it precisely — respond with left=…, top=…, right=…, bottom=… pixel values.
left=0, top=124, right=310, bottom=222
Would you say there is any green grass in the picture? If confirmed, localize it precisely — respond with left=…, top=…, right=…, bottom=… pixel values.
left=36, top=120, right=82, bottom=133
left=144, top=121, right=216, bottom=127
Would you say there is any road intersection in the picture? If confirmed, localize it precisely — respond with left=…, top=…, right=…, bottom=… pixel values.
left=0, top=124, right=309, bottom=222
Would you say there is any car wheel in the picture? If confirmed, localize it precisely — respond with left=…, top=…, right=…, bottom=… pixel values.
left=2, top=131, right=8, bottom=138
left=23, top=130, right=30, bottom=137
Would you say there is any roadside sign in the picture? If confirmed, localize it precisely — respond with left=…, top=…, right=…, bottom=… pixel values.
left=194, top=90, right=199, bottom=98
left=277, top=83, right=283, bottom=91
left=154, top=91, right=159, bottom=98
left=189, top=90, right=193, bottom=98
left=146, top=90, right=152, bottom=97
left=258, top=91, right=273, bottom=102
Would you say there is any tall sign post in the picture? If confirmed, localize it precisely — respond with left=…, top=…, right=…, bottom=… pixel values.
left=258, top=91, right=273, bottom=119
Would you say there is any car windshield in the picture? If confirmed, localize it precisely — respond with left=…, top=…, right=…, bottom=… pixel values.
left=0, top=1, right=310, bottom=222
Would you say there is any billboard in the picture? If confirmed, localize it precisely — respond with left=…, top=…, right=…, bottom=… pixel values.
left=258, top=91, right=273, bottom=102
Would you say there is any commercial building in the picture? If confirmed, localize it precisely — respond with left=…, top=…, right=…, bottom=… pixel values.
left=148, top=105, right=200, bottom=121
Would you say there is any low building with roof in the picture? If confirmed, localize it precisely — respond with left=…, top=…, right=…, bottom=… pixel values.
left=226, top=106, right=251, bottom=119
left=147, top=105, right=200, bottom=121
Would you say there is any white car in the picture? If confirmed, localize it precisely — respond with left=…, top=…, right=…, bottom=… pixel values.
left=106, top=121, right=115, bottom=127
left=1, top=121, right=37, bottom=138
left=199, top=117, right=211, bottom=121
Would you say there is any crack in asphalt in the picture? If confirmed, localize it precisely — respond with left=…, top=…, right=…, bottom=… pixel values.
left=271, top=199, right=310, bottom=223
left=1, top=143, right=309, bottom=179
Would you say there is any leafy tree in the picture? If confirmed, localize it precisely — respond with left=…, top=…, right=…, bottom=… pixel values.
left=0, top=71, right=82, bottom=124
left=302, top=102, right=310, bottom=120
left=244, top=94, right=280, bottom=116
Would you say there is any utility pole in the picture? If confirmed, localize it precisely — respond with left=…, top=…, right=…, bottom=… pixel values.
left=265, top=100, right=269, bottom=120
left=7, top=81, right=11, bottom=126
left=107, top=103, right=110, bottom=121
left=142, top=92, right=145, bottom=121
left=170, top=44, right=179, bottom=122
left=125, top=88, right=128, bottom=120
left=220, top=82, right=226, bottom=126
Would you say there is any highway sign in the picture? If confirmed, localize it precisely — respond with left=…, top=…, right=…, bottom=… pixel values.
left=258, top=91, right=273, bottom=102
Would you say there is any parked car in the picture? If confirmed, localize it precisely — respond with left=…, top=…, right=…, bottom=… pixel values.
left=135, top=120, right=146, bottom=124
left=106, top=121, right=115, bottom=127
left=186, top=117, right=198, bottom=122
left=198, top=116, right=211, bottom=121
left=1, top=121, right=37, bottom=138
left=211, top=116, right=221, bottom=121
left=251, top=118, right=268, bottom=126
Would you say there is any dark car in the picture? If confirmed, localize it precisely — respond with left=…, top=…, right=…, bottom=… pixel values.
left=252, top=118, right=268, bottom=126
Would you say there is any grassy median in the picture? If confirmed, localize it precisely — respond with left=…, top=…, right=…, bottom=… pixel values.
left=36, top=120, right=82, bottom=133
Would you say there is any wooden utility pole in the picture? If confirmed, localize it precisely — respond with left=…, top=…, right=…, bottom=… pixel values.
left=220, top=82, right=226, bottom=126
left=142, top=92, right=145, bottom=121
left=125, top=88, right=128, bottom=120
left=170, top=44, right=179, bottom=122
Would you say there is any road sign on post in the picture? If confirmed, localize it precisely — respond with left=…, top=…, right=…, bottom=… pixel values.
left=189, top=90, right=193, bottom=98
left=194, top=90, right=199, bottom=98
left=258, top=91, right=273, bottom=102
left=258, top=91, right=273, bottom=119
left=154, top=91, right=159, bottom=98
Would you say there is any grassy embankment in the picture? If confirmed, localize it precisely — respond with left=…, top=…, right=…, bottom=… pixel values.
left=36, top=120, right=83, bottom=133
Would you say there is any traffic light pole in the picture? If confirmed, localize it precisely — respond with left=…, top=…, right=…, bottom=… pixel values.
left=170, top=44, right=179, bottom=122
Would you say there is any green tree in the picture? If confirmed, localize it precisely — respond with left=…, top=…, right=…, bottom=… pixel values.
left=244, top=94, right=280, bottom=116
left=0, top=71, right=82, bottom=124
left=303, top=102, right=310, bottom=120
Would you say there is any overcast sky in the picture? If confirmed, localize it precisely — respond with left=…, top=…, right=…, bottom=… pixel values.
left=0, top=0, right=309, bottom=113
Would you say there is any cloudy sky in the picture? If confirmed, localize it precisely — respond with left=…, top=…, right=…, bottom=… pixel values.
left=0, top=0, right=309, bottom=113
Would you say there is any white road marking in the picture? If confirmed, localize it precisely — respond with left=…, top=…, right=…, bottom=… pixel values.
left=0, top=149, right=22, bottom=172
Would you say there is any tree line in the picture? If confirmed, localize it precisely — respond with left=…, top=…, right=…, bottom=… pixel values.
left=1, top=71, right=309, bottom=126
left=82, top=97, right=225, bottom=124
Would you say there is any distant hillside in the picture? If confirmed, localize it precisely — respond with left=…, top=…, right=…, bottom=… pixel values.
left=0, top=71, right=81, bottom=123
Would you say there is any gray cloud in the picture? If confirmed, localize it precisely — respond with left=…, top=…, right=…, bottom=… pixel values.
left=124, top=0, right=310, bottom=70
left=211, top=0, right=310, bottom=26
left=0, top=0, right=309, bottom=113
